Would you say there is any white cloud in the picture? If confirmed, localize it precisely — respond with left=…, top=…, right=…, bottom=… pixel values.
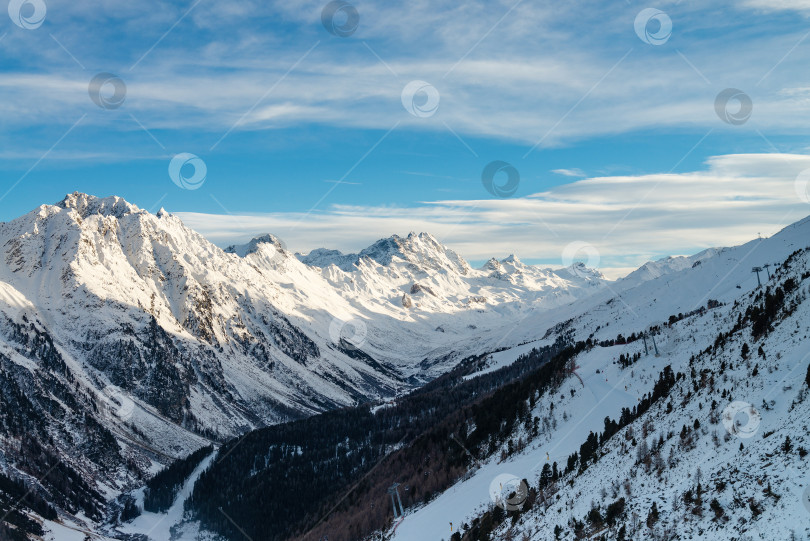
left=4, top=2, right=810, bottom=148
left=741, top=0, right=810, bottom=12
left=175, top=153, right=810, bottom=279
left=552, top=169, right=586, bottom=178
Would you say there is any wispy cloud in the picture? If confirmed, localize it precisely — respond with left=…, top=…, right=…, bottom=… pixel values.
left=741, top=0, right=810, bottom=13
left=4, top=2, right=810, bottom=150
left=552, top=168, right=586, bottom=178
left=175, top=153, right=810, bottom=278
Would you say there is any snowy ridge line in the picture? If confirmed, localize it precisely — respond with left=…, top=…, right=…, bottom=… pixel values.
left=0, top=193, right=806, bottom=540
left=393, top=245, right=810, bottom=540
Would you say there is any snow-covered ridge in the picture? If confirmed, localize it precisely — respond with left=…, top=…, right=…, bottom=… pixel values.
left=0, top=193, right=612, bottom=446
left=392, top=214, right=810, bottom=541
left=0, top=192, right=624, bottom=540
left=3, top=193, right=806, bottom=541
left=224, top=233, right=286, bottom=258
left=296, top=231, right=471, bottom=275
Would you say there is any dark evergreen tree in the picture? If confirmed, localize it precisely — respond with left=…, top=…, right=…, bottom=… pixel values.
left=566, top=452, right=578, bottom=474
left=710, top=498, right=724, bottom=520
left=539, top=463, right=553, bottom=488
left=605, top=497, right=626, bottom=526
left=646, top=501, right=659, bottom=528
left=782, top=435, right=793, bottom=454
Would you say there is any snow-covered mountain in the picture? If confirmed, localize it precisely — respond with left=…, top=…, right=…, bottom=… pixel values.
left=177, top=213, right=810, bottom=541
left=295, top=231, right=605, bottom=318
left=0, top=193, right=613, bottom=539
left=0, top=193, right=607, bottom=427
left=2, top=192, right=807, bottom=541
left=297, top=232, right=472, bottom=274
left=388, top=216, right=810, bottom=541
left=153, top=211, right=808, bottom=541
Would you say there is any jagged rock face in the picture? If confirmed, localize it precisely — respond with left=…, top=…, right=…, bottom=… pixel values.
left=0, top=316, right=121, bottom=521
left=410, top=283, right=437, bottom=296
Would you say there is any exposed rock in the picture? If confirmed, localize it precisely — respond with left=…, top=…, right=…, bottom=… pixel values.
left=410, top=283, right=437, bottom=296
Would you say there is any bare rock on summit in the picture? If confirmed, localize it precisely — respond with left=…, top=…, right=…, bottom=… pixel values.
left=410, top=283, right=437, bottom=296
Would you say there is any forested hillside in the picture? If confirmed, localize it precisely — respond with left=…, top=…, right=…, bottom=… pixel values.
left=185, top=338, right=576, bottom=541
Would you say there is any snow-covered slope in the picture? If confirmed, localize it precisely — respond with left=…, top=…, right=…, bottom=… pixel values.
left=391, top=216, right=810, bottom=541
left=0, top=193, right=612, bottom=538
left=0, top=193, right=397, bottom=434
left=2, top=192, right=807, bottom=541
left=0, top=194, right=607, bottom=430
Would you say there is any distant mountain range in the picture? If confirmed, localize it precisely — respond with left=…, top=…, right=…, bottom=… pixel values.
left=0, top=193, right=807, bottom=541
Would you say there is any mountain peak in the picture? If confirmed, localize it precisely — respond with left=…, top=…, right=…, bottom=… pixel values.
left=57, top=192, right=141, bottom=219
left=224, top=234, right=287, bottom=258
left=296, top=232, right=470, bottom=275
left=409, top=231, right=438, bottom=242
left=482, top=257, right=502, bottom=271
left=556, top=261, right=605, bottom=281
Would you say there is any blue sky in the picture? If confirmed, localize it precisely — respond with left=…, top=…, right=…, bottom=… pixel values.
left=2, top=0, right=810, bottom=276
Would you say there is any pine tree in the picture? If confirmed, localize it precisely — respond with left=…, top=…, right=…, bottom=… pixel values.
left=782, top=435, right=793, bottom=454
left=636, top=437, right=650, bottom=466
left=539, top=463, right=553, bottom=488
left=566, top=452, right=578, bottom=474
left=646, top=501, right=659, bottom=528
left=710, top=498, right=724, bottom=520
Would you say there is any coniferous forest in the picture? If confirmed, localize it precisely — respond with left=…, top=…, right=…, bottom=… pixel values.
left=183, top=336, right=586, bottom=541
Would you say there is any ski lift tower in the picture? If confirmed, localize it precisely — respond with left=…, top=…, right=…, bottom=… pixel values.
left=388, top=483, right=405, bottom=520
left=763, top=263, right=772, bottom=280
left=752, top=267, right=763, bottom=287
